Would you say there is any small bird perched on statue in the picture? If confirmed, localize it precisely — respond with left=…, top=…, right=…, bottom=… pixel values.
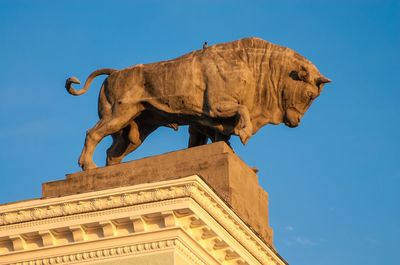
left=203, top=41, right=208, bottom=49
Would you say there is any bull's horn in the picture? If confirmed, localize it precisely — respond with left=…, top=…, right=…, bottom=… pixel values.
left=317, top=76, right=331, bottom=84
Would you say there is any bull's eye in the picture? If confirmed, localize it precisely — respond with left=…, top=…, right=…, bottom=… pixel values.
left=290, top=71, right=302, bottom=81
left=290, top=70, right=308, bottom=82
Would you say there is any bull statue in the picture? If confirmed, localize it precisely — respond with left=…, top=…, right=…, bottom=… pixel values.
left=66, top=37, right=331, bottom=170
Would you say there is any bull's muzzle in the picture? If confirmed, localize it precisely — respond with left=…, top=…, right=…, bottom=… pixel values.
left=284, top=108, right=302, bottom=128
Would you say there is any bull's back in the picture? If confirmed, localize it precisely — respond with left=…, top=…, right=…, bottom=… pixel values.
left=141, top=54, right=207, bottom=114
left=140, top=45, right=260, bottom=114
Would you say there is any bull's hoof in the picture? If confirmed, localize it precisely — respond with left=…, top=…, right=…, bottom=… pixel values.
left=83, top=163, right=97, bottom=171
left=238, top=126, right=253, bottom=145
left=79, top=160, right=97, bottom=171
left=106, top=157, right=122, bottom=166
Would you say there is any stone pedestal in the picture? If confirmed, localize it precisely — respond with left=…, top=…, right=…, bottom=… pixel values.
left=0, top=143, right=286, bottom=265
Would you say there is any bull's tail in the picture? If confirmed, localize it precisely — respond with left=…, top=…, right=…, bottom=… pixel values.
left=65, top=68, right=116, bottom=96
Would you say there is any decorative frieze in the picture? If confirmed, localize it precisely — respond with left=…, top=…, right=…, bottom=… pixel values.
left=0, top=186, right=190, bottom=226
left=9, top=239, right=180, bottom=265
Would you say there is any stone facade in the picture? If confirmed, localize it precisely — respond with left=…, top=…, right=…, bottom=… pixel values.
left=0, top=176, right=286, bottom=265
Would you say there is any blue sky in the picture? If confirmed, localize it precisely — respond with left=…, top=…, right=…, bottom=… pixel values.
left=0, top=1, right=399, bottom=264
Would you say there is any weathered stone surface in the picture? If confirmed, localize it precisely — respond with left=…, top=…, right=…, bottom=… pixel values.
left=66, top=37, right=331, bottom=170
left=42, top=142, right=273, bottom=244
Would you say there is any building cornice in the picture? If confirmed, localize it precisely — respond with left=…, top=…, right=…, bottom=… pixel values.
left=0, top=176, right=286, bottom=265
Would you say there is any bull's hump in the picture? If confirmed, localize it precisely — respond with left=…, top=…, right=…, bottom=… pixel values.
left=142, top=38, right=271, bottom=65
left=141, top=37, right=297, bottom=69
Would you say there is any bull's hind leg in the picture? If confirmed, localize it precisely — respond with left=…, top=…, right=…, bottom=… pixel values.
left=78, top=104, right=144, bottom=170
left=210, top=102, right=253, bottom=144
left=106, top=121, right=158, bottom=165
left=106, top=127, right=131, bottom=166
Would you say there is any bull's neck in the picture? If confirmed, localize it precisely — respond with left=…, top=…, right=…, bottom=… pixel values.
left=250, top=52, right=284, bottom=133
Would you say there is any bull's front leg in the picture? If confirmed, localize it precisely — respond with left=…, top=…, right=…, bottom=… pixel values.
left=210, top=102, right=253, bottom=144
left=188, top=125, right=208, bottom=147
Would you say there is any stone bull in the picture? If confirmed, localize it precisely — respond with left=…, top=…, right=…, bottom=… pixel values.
left=66, top=37, right=330, bottom=170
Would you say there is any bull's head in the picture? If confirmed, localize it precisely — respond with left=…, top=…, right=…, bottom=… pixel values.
left=282, top=64, right=331, bottom=128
